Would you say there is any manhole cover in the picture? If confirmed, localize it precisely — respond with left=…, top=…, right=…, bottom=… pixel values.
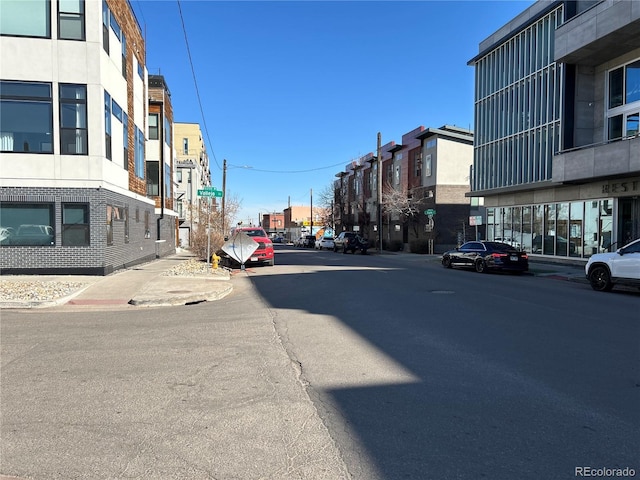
left=168, top=290, right=191, bottom=294
left=430, top=290, right=455, bottom=294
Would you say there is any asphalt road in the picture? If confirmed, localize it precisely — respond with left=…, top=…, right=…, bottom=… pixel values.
left=252, top=245, right=639, bottom=480
left=1, top=245, right=638, bottom=480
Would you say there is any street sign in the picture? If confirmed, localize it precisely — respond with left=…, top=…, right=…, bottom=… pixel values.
left=424, top=209, right=436, bottom=216
left=469, top=215, right=483, bottom=226
left=197, top=189, right=223, bottom=198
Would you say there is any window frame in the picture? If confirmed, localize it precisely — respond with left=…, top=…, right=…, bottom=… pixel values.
left=606, top=58, right=640, bottom=140
left=104, top=90, right=112, bottom=160
left=0, top=81, right=53, bottom=154
left=59, top=83, right=88, bottom=155
left=0, top=203, right=55, bottom=246
left=0, top=0, right=50, bottom=38
left=58, top=0, right=85, bottom=41
left=62, top=203, right=90, bottom=246
left=148, top=113, right=159, bottom=140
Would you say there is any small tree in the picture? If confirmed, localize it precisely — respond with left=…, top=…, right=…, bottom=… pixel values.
left=382, top=183, right=424, bottom=238
left=190, top=194, right=241, bottom=260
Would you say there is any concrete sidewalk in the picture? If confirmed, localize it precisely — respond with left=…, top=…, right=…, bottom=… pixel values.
left=0, top=250, right=233, bottom=310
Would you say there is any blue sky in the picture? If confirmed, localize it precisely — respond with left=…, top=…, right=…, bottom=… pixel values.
left=131, top=0, right=535, bottom=226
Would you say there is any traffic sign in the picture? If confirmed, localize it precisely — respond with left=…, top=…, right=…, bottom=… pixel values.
left=424, top=209, right=436, bottom=216
left=198, top=189, right=223, bottom=198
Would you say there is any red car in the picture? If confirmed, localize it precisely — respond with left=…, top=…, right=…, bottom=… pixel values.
left=233, top=227, right=275, bottom=266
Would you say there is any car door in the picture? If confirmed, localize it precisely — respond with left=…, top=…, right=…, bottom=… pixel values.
left=611, top=240, right=640, bottom=280
left=461, top=242, right=485, bottom=266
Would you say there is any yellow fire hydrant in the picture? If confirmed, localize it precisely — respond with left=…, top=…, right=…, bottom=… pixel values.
left=211, top=253, right=220, bottom=270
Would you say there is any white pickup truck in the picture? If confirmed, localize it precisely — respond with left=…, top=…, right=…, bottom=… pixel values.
left=585, top=238, right=640, bottom=292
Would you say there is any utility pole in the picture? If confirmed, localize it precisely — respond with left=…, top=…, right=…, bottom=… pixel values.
left=222, top=159, right=227, bottom=236
left=377, top=132, right=383, bottom=252
left=310, top=188, right=313, bottom=234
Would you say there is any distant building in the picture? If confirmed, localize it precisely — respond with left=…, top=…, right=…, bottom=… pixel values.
left=173, top=122, right=212, bottom=247
left=333, top=125, right=474, bottom=252
left=261, top=212, right=285, bottom=236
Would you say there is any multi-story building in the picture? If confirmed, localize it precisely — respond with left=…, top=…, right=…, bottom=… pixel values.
left=334, top=125, right=474, bottom=252
left=0, top=0, right=175, bottom=274
left=261, top=212, right=285, bottom=237
left=147, top=74, right=177, bottom=249
left=173, top=122, right=211, bottom=247
left=468, top=0, right=640, bottom=258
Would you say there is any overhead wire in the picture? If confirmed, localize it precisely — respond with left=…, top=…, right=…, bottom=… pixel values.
left=174, top=0, right=369, bottom=177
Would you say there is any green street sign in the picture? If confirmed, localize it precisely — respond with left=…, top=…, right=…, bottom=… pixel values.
left=198, top=189, right=223, bottom=198
left=424, top=209, right=436, bottom=216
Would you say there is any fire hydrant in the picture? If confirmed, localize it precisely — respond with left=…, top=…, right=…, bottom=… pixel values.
left=211, top=253, right=220, bottom=270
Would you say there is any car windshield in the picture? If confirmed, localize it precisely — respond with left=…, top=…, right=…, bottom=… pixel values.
left=241, top=229, right=266, bottom=237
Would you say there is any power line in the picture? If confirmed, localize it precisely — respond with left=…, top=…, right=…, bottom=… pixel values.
left=176, top=0, right=221, bottom=171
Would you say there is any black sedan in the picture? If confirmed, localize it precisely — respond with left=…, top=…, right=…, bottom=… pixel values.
left=441, top=241, right=529, bottom=273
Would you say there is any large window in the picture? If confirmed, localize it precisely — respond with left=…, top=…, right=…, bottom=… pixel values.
left=134, top=126, right=145, bottom=178
left=487, top=200, right=615, bottom=258
left=0, top=81, right=53, bottom=153
left=102, top=0, right=109, bottom=53
left=0, top=0, right=50, bottom=37
left=0, top=203, right=54, bottom=246
left=607, top=59, right=640, bottom=140
left=104, top=90, right=112, bottom=159
left=59, top=84, right=87, bottom=155
left=148, top=113, right=159, bottom=140
left=62, top=203, right=89, bottom=246
left=58, top=0, right=85, bottom=41
left=123, top=113, right=129, bottom=170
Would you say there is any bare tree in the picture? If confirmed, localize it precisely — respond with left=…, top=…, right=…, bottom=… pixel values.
left=190, top=194, right=241, bottom=260
left=382, top=183, right=425, bottom=239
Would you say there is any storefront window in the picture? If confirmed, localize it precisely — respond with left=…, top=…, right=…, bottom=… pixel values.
left=541, top=204, right=556, bottom=255
left=522, top=206, right=532, bottom=253
left=599, top=200, right=613, bottom=252
left=584, top=201, right=599, bottom=257
left=531, top=205, right=544, bottom=253
left=569, top=202, right=583, bottom=258
left=556, top=203, right=569, bottom=256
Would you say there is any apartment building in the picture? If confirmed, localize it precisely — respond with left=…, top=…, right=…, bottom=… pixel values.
left=173, top=122, right=212, bottom=247
left=0, top=0, right=175, bottom=274
left=334, top=125, right=474, bottom=252
left=468, top=0, right=640, bottom=258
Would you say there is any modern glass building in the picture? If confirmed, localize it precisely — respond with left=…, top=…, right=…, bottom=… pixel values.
left=469, top=0, right=640, bottom=259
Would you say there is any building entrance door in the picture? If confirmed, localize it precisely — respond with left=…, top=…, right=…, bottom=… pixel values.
left=618, top=197, right=640, bottom=246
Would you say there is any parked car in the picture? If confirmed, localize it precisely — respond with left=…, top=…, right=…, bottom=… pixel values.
left=315, top=236, right=334, bottom=250
left=272, top=236, right=284, bottom=243
left=226, top=226, right=274, bottom=266
left=441, top=241, right=529, bottom=273
left=585, top=238, right=640, bottom=292
left=333, top=232, right=369, bottom=254
left=302, top=235, right=316, bottom=248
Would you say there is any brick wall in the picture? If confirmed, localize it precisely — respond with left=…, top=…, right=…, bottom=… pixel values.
left=0, top=186, right=175, bottom=275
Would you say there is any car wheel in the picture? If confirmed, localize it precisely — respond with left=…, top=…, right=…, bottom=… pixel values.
left=442, top=257, right=452, bottom=268
left=589, top=265, right=613, bottom=291
left=475, top=259, right=487, bottom=273
left=343, top=246, right=348, bottom=254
